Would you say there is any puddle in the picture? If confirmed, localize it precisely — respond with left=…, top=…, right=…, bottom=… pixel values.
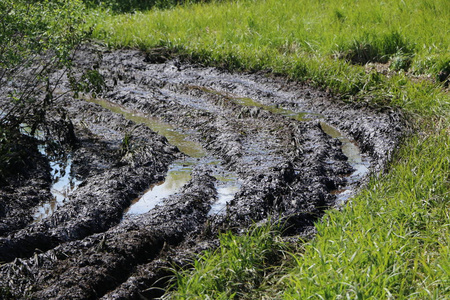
left=220, top=92, right=370, bottom=204
left=125, top=157, right=241, bottom=216
left=319, top=122, right=369, bottom=177
left=125, top=160, right=193, bottom=215
left=86, top=97, right=241, bottom=216
left=233, top=97, right=308, bottom=121
left=87, top=97, right=206, bottom=158
left=14, top=126, right=81, bottom=223
left=228, top=92, right=370, bottom=202
left=208, top=178, right=241, bottom=216
left=33, top=153, right=81, bottom=222
left=319, top=122, right=370, bottom=204
left=85, top=92, right=367, bottom=213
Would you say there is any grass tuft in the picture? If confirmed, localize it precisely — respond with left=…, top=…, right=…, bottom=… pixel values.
left=340, top=31, right=415, bottom=65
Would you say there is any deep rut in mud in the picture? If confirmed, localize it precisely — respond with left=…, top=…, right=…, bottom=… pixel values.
left=0, top=46, right=403, bottom=299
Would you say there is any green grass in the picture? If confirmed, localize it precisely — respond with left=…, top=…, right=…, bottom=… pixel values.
left=86, top=0, right=450, bottom=298
left=164, top=224, right=289, bottom=299
left=283, top=129, right=449, bottom=299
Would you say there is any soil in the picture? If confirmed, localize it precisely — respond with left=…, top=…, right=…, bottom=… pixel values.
left=0, top=45, right=404, bottom=299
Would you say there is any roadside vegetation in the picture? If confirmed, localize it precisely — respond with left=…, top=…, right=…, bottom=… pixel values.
left=89, top=0, right=449, bottom=298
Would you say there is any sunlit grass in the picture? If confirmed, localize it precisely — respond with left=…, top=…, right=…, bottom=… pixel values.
left=164, top=224, right=289, bottom=299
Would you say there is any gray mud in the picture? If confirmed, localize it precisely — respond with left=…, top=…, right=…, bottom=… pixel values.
left=0, top=45, right=403, bottom=299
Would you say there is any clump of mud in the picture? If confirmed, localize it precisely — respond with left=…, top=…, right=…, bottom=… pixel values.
left=0, top=45, right=403, bottom=298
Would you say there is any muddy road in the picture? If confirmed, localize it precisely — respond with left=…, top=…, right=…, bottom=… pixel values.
left=0, top=46, right=403, bottom=299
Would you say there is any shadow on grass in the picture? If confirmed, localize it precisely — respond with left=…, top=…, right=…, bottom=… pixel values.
left=83, top=0, right=216, bottom=13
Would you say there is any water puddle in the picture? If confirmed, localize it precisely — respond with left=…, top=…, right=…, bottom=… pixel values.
left=125, top=160, right=193, bottom=215
left=33, top=152, right=81, bottom=222
left=15, top=126, right=81, bottom=223
left=319, top=122, right=370, bottom=203
left=86, top=97, right=206, bottom=158
left=209, top=91, right=369, bottom=204
left=208, top=177, right=241, bottom=216
left=222, top=92, right=370, bottom=191
left=207, top=90, right=369, bottom=204
left=125, top=157, right=241, bottom=216
left=84, top=91, right=367, bottom=214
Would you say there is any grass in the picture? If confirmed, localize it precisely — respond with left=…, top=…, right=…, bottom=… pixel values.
left=163, top=224, right=289, bottom=299
left=86, top=0, right=449, bottom=298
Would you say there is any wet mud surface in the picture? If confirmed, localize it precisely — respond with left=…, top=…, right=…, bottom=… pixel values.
left=0, top=46, right=403, bottom=298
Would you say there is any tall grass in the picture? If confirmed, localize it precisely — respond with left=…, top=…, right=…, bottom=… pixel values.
left=165, top=224, right=288, bottom=299
left=284, top=128, right=450, bottom=299
left=91, top=0, right=449, bottom=114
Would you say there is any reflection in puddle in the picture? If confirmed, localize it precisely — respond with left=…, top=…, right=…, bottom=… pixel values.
left=227, top=94, right=370, bottom=203
left=85, top=91, right=368, bottom=214
left=125, top=160, right=193, bottom=215
left=85, top=96, right=242, bottom=217
left=208, top=182, right=241, bottom=216
left=125, top=158, right=241, bottom=216
left=319, top=122, right=369, bottom=176
left=33, top=155, right=81, bottom=222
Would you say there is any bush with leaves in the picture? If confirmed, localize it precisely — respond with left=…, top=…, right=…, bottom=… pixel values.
left=0, top=0, right=89, bottom=184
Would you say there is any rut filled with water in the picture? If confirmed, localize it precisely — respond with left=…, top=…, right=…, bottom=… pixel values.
left=0, top=46, right=403, bottom=299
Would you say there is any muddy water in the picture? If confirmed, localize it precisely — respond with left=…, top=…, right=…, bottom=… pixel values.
left=228, top=92, right=370, bottom=202
left=125, top=157, right=241, bottom=216
left=319, top=122, right=369, bottom=178
left=226, top=92, right=370, bottom=203
left=17, top=128, right=82, bottom=223
left=125, top=160, right=193, bottom=215
left=88, top=90, right=368, bottom=213
left=209, top=178, right=241, bottom=216
left=87, top=97, right=206, bottom=158
left=320, top=122, right=370, bottom=203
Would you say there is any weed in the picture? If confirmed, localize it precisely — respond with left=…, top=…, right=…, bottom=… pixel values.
left=71, top=69, right=106, bottom=98
left=120, top=131, right=134, bottom=156
left=390, top=52, right=414, bottom=72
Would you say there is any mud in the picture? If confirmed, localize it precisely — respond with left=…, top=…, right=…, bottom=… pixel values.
left=0, top=45, right=404, bottom=298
